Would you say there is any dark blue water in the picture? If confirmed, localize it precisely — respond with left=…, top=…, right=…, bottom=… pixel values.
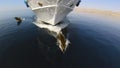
left=0, top=10, right=120, bottom=68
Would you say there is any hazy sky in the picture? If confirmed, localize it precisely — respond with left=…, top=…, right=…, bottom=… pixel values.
left=0, top=0, right=26, bottom=12
left=80, top=0, right=120, bottom=11
left=0, top=0, right=120, bottom=12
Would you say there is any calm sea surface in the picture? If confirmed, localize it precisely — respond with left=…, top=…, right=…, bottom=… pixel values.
left=0, top=10, right=120, bottom=68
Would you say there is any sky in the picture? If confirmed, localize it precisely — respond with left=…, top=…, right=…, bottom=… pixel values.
left=80, top=0, right=120, bottom=12
left=0, top=0, right=120, bottom=12
left=0, top=0, right=26, bottom=12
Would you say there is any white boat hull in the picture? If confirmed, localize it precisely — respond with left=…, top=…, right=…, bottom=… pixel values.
left=26, top=0, right=80, bottom=52
left=27, top=0, right=79, bottom=25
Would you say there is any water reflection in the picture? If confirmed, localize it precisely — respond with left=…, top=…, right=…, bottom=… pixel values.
left=1, top=12, right=120, bottom=68
left=0, top=17, right=64, bottom=68
left=34, top=18, right=70, bottom=52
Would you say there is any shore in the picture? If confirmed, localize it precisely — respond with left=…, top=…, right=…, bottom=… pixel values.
left=74, top=7, right=120, bottom=20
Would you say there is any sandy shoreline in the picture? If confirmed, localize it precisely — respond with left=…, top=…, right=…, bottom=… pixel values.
left=74, top=7, right=120, bottom=19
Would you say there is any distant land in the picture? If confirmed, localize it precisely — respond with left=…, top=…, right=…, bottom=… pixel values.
left=74, top=7, right=120, bottom=19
